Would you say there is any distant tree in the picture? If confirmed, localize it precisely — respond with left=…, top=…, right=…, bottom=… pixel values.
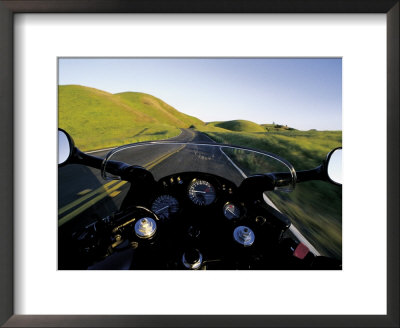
left=189, top=125, right=196, bottom=129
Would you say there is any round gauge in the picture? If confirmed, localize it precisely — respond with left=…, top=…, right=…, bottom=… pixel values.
left=151, top=195, right=179, bottom=220
left=188, top=179, right=216, bottom=206
left=223, top=202, right=241, bottom=220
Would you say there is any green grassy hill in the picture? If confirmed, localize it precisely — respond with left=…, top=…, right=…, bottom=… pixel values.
left=204, top=120, right=295, bottom=133
left=207, top=119, right=266, bottom=133
left=116, top=92, right=203, bottom=128
left=58, top=85, right=204, bottom=151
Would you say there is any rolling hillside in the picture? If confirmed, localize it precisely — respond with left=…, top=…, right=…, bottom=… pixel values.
left=115, top=92, right=203, bottom=128
left=203, top=120, right=295, bottom=133
left=58, top=85, right=204, bottom=150
left=59, top=85, right=294, bottom=151
left=207, top=120, right=266, bottom=133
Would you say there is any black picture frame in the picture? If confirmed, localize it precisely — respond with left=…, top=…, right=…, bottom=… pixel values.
left=0, top=1, right=398, bottom=327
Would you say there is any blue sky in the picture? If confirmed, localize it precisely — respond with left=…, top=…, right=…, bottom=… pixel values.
left=58, top=58, right=342, bottom=130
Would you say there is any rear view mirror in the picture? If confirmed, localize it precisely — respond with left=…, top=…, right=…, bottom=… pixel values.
left=326, top=148, right=342, bottom=185
left=58, top=129, right=74, bottom=165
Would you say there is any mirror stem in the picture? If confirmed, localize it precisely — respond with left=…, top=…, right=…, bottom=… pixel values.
left=296, top=165, right=326, bottom=183
left=70, top=148, right=130, bottom=176
left=70, top=148, right=104, bottom=169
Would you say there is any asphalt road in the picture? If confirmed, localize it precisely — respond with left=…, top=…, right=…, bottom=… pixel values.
left=58, top=129, right=244, bottom=229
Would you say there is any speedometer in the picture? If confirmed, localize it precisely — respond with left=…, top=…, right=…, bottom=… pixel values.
left=151, top=195, right=179, bottom=220
left=188, top=179, right=216, bottom=206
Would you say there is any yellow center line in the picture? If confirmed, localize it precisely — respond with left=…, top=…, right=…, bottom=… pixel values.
left=143, top=151, right=172, bottom=169
left=58, top=181, right=128, bottom=227
left=109, top=190, right=121, bottom=198
left=58, top=180, right=120, bottom=216
left=77, top=189, right=92, bottom=196
left=144, top=145, right=185, bottom=170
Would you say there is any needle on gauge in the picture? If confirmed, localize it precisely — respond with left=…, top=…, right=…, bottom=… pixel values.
left=223, top=202, right=240, bottom=220
left=151, top=195, right=179, bottom=220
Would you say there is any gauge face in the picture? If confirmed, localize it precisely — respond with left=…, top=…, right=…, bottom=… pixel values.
left=151, top=195, right=179, bottom=220
left=223, top=202, right=241, bottom=220
left=188, top=179, right=216, bottom=206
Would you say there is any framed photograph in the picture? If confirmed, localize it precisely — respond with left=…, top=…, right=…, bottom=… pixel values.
left=1, top=1, right=398, bottom=327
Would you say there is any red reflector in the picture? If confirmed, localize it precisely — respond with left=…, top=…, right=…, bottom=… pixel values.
left=294, top=243, right=309, bottom=259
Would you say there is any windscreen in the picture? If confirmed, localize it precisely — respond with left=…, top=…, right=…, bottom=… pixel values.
left=102, top=142, right=296, bottom=191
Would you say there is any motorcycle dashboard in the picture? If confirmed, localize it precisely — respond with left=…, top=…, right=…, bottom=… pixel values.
left=159, top=172, right=236, bottom=206
left=145, top=172, right=243, bottom=222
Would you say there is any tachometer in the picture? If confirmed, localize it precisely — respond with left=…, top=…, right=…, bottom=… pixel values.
left=188, top=179, right=216, bottom=206
left=223, top=202, right=240, bottom=220
left=151, top=195, right=179, bottom=220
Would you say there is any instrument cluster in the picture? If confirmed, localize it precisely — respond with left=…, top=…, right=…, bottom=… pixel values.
left=149, top=172, right=244, bottom=222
